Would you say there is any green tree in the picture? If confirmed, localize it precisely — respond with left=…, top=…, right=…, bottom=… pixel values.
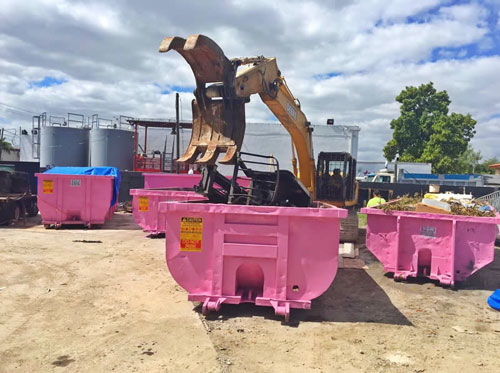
left=383, top=82, right=476, bottom=173
left=455, top=146, right=499, bottom=174
left=0, top=137, right=14, bottom=160
left=476, top=157, right=500, bottom=175
left=456, top=145, right=483, bottom=174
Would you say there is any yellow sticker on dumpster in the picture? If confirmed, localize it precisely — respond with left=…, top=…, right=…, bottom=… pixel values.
left=43, top=180, right=53, bottom=194
left=138, top=196, right=149, bottom=211
left=180, top=217, right=203, bottom=252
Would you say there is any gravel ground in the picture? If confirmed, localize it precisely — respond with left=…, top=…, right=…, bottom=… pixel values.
left=1, top=213, right=499, bottom=372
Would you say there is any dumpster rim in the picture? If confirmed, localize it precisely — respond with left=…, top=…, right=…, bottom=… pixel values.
left=159, top=200, right=349, bottom=218
left=35, top=173, right=115, bottom=180
left=361, top=206, right=500, bottom=224
left=129, top=188, right=200, bottom=197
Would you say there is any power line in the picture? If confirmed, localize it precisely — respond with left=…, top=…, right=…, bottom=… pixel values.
left=0, top=102, right=40, bottom=115
left=0, top=106, right=34, bottom=118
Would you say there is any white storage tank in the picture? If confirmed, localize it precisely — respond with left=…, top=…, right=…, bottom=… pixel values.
left=40, top=126, right=89, bottom=168
left=89, top=128, right=134, bottom=170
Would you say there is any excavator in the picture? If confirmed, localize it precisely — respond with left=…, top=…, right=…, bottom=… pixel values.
left=159, top=34, right=359, bottom=241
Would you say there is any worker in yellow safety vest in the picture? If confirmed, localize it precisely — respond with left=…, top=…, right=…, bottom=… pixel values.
left=367, top=190, right=386, bottom=207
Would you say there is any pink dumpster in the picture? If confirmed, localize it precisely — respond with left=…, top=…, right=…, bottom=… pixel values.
left=130, top=188, right=206, bottom=235
left=361, top=207, right=500, bottom=287
left=143, top=173, right=201, bottom=189
left=143, top=173, right=251, bottom=189
left=36, top=170, right=117, bottom=228
left=159, top=201, right=348, bottom=321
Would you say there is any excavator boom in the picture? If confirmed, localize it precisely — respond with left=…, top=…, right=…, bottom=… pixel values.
left=159, top=34, right=315, bottom=194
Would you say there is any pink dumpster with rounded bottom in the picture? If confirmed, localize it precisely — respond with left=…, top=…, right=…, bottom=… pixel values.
left=159, top=201, right=348, bottom=321
left=36, top=173, right=115, bottom=228
left=361, top=207, right=500, bottom=287
left=130, top=188, right=206, bottom=235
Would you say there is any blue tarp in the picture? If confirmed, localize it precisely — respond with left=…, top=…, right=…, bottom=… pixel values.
left=443, top=174, right=479, bottom=180
left=44, top=167, right=121, bottom=207
left=403, top=173, right=439, bottom=179
left=488, top=289, right=500, bottom=311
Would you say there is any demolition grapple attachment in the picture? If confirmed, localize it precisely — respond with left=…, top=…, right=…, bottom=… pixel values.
left=159, top=34, right=246, bottom=165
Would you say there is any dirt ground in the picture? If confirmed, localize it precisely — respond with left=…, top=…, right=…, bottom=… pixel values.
left=1, top=213, right=499, bottom=372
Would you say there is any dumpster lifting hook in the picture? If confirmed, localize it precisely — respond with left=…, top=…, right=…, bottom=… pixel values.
left=270, top=300, right=290, bottom=322
left=202, top=297, right=227, bottom=315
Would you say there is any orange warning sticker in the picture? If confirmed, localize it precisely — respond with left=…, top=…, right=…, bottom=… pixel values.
left=180, top=217, right=203, bottom=252
left=43, top=180, right=53, bottom=194
left=138, top=196, right=149, bottom=211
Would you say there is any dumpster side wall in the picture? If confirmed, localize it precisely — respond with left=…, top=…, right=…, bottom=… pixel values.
left=363, top=208, right=500, bottom=285
left=143, top=174, right=201, bottom=189
left=454, top=220, right=499, bottom=281
left=130, top=189, right=206, bottom=233
left=365, top=214, right=399, bottom=272
left=162, top=203, right=343, bottom=305
left=36, top=174, right=114, bottom=225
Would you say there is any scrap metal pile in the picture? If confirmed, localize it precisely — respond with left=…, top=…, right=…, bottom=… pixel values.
left=379, top=192, right=496, bottom=217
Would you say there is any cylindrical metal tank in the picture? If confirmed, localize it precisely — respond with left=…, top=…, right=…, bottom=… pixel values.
left=89, top=128, right=134, bottom=170
left=40, top=127, right=89, bottom=168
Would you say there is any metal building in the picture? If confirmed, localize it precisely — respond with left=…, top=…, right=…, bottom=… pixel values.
left=212, top=122, right=360, bottom=174
left=89, top=128, right=134, bottom=170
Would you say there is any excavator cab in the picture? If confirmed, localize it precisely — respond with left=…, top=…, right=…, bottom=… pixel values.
left=316, top=152, right=359, bottom=242
left=315, top=152, right=357, bottom=207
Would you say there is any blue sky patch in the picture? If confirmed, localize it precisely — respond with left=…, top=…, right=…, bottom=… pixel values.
left=313, top=72, right=343, bottom=80
left=430, top=39, right=500, bottom=62
left=156, top=83, right=194, bottom=94
left=405, top=0, right=500, bottom=63
left=406, top=2, right=443, bottom=25
left=29, top=76, right=67, bottom=88
left=430, top=46, right=470, bottom=61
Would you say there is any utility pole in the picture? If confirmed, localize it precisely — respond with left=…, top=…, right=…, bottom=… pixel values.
left=175, top=92, right=180, bottom=173
left=0, top=128, right=3, bottom=161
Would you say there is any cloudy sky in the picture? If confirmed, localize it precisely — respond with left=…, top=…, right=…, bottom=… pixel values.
left=1, top=0, right=499, bottom=161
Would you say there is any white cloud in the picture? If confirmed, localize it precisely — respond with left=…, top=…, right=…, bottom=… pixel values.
left=0, top=0, right=499, bottom=162
left=439, top=3, right=489, bottom=26
left=42, top=0, right=125, bottom=34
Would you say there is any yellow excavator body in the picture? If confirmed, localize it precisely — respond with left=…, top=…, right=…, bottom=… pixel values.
left=159, top=34, right=358, bottom=212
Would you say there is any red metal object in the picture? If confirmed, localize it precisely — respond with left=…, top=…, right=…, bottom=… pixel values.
left=134, top=155, right=162, bottom=173
left=130, top=118, right=193, bottom=173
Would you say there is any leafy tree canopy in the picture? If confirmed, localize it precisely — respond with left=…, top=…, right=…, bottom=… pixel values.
left=477, top=157, right=500, bottom=175
left=456, top=145, right=499, bottom=174
left=383, top=82, right=476, bottom=173
left=0, top=137, right=14, bottom=153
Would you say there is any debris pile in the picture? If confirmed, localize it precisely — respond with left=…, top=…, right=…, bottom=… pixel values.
left=379, top=193, right=496, bottom=217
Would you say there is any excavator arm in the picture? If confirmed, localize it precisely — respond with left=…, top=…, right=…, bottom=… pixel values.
left=159, top=34, right=316, bottom=194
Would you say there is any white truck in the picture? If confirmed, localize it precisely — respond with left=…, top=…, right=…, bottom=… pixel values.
left=369, top=162, right=432, bottom=183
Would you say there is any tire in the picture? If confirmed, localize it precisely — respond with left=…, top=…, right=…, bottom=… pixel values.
left=26, top=199, right=38, bottom=217
left=13, top=204, right=21, bottom=222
